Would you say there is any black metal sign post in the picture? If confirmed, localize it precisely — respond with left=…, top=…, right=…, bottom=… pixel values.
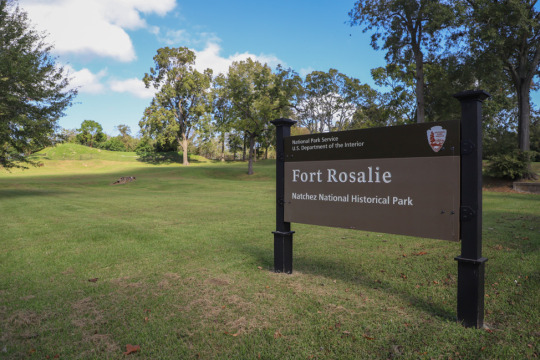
left=271, top=118, right=297, bottom=273
left=454, top=90, right=490, bottom=328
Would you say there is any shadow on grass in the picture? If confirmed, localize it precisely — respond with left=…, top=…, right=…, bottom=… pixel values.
left=241, top=243, right=456, bottom=322
left=0, top=189, right=70, bottom=199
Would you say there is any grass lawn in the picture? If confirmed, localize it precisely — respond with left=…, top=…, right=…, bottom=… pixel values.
left=0, top=148, right=539, bottom=359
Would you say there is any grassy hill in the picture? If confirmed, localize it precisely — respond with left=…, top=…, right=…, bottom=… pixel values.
left=33, top=143, right=211, bottom=163
left=35, top=143, right=139, bottom=161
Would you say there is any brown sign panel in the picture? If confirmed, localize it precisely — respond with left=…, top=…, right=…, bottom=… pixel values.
left=284, top=121, right=460, bottom=241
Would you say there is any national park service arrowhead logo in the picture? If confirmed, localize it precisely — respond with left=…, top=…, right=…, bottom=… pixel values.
left=427, top=126, right=447, bottom=152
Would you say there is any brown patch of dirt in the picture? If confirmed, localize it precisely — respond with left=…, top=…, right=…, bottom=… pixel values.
left=71, top=297, right=104, bottom=328
left=87, top=333, right=120, bottom=354
left=158, top=273, right=184, bottom=289
left=325, top=303, right=352, bottom=315
left=482, top=177, right=517, bottom=193
left=110, top=277, right=144, bottom=289
left=70, top=297, right=120, bottom=358
left=205, top=278, right=230, bottom=286
left=163, top=272, right=182, bottom=280
left=224, top=294, right=255, bottom=312
left=8, top=310, right=41, bottom=327
left=225, top=316, right=249, bottom=334
left=61, top=268, right=75, bottom=275
left=173, top=278, right=270, bottom=335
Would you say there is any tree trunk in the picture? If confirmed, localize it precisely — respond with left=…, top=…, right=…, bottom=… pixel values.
left=517, top=80, right=531, bottom=152
left=181, top=137, right=189, bottom=166
left=414, top=51, right=425, bottom=123
left=247, top=134, right=256, bottom=175
left=265, top=145, right=268, bottom=160
left=242, top=133, right=247, bottom=161
left=220, top=131, right=225, bottom=162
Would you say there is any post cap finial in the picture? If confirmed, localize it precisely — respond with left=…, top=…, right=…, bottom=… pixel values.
left=271, top=118, right=297, bottom=127
left=453, top=90, right=491, bottom=102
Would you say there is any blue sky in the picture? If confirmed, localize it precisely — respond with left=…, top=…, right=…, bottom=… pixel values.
left=18, top=0, right=539, bottom=137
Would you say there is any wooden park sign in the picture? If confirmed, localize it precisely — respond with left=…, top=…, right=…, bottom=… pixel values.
left=272, top=90, right=490, bottom=328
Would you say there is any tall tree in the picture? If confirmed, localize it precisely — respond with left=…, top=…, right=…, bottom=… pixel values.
left=352, top=64, right=416, bottom=128
left=212, top=74, right=235, bottom=162
left=349, top=0, right=457, bottom=123
left=464, top=0, right=540, bottom=153
left=0, top=0, right=76, bottom=169
left=115, top=124, right=136, bottom=151
left=295, top=69, right=365, bottom=133
left=140, top=47, right=212, bottom=166
left=225, top=59, right=298, bottom=175
left=76, top=120, right=106, bottom=148
left=227, top=130, right=243, bottom=160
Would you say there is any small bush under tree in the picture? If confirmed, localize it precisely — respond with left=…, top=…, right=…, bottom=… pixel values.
left=486, top=150, right=537, bottom=180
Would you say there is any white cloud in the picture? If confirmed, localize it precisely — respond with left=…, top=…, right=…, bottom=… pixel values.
left=109, top=78, right=156, bottom=99
left=65, top=65, right=107, bottom=94
left=19, top=0, right=176, bottom=62
left=194, top=42, right=284, bottom=75
left=148, top=26, right=161, bottom=36
left=160, top=29, right=190, bottom=46
left=299, top=67, right=315, bottom=78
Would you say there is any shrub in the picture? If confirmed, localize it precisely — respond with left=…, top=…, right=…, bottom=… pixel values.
left=100, top=137, right=126, bottom=151
left=135, top=139, right=154, bottom=157
left=486, top=150, right=537, bottom=180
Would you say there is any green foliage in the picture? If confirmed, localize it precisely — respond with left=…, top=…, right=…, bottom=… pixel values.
left=76, top=120, right=106, bottom=148
left=115, top=124, right=138, bottom=151
left=224, top=59, right=298, bottom=174
left=0, top=0, right=76, bottom=169
left=99, top=136, right=126, bottom=152
left=296, top=69, right=369, bottom=132
left=464, top=0, right=540, bottom=151
left=135, top=138, right=155, bottom=157
left=227, top=131, right=243, bottom=160
left=140, top=47, right=213, bottom=166
left=349, top=0, right=459, bottom=123
left=54, top=128, right=78, bottom=144
left=483, top=128, right=517, bottom=160
left=486, top=150, right=537, bottom=180
left=352, top=64, right=416, bottom=128
left=531, top=114, right=540, bottom=161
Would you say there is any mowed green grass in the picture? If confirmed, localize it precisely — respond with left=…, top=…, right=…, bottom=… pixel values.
left=0, top=149, right=539, bottom=359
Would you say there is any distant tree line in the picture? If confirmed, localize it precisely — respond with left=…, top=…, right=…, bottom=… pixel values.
left=56, top=120, right=139, bottom=152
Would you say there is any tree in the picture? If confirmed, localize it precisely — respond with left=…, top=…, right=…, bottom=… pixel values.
left=352, top=64, right=416, bottom=128
left=100, top=136, right=126, bottom=151
left=463, top=0, right=540, bottom=154
left=55, top=128, right=78, bottom=144
left=225, top=59, right=298, bottom=175
left=295, top=69, right=366, bottom=133
left=349, top=0, right=458, bottom=123
left=227, top=130, right=243, bottom=160
left=0, top=0, right=76, bottom=169
left=212, top=74, right=236, bottom=162
left=115, top=124, right=137, bottom=151
left=140, top=47, right=213, bottom=166
left=76, top=120, right=106, bottom=148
